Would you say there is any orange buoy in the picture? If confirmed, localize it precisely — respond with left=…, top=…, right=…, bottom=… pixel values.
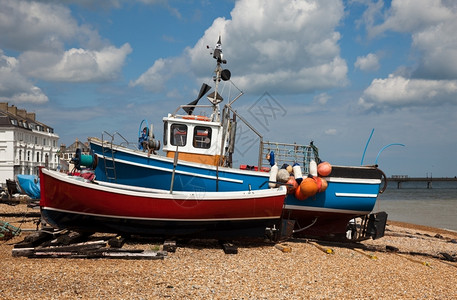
left=313, top=176, right=322, bottom=192
left=286, top=176, right=298, bottom=194
left=294, top=185, right=307, bottom=200
left=320, top=177, right=328, bottom=192
left=317, top=162, right=332, bottom=177
left=299, top=177, right=319, bottom=198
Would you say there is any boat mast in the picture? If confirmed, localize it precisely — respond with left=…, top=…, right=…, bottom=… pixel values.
left=209, top=36, right=227, bottom=122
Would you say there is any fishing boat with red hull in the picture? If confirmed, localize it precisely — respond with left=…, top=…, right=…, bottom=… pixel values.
left=39, top=168, right=287, bottom=239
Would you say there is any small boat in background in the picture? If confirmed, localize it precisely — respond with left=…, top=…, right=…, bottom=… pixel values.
left=39, top=168, right=287, bottom=239
left=16, top=174, right=40, bottom=199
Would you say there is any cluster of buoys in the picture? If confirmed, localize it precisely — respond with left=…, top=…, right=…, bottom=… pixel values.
left=269, top=159, right=332, bottom=201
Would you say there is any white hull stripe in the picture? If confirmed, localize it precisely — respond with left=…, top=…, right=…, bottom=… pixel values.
left=326, top=177, right=381, bottom=184
left=96, top=154, right=244, bottom=184
left=284, top=204, right=370, bottom=215
left=335, top=193, right=378, bottom=198
left=43, top=206, right=280, bottom=222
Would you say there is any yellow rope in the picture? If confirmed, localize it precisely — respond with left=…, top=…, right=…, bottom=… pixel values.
left=308, top=241, right=334, bottom=254
left=395, top=253, right=432, bottom=268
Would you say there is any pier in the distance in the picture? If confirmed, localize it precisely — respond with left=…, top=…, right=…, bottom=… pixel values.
left=389, top=175, right=457, bottom=189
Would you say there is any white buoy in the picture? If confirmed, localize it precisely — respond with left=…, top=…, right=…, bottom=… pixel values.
left=269, top=164, right=278, bottom=188
left=293, top=163, right=303, bottom=179
left=276, top=169, right=290, bottom=183
left=310, top=159, right=318, bottom=177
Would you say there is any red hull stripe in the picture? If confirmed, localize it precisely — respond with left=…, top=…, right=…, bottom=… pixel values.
left=40, top=169, right=286, bottom=221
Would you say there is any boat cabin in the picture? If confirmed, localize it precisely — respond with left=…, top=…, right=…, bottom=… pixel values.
left=162, top=114, right=224, bottom=166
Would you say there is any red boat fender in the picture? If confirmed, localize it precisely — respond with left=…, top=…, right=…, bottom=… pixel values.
left=317, top=161, right=332, bottom=177
left=320, top=177, right=328, bottom=192
left=313, top=176, right=322, bottom=192
left=286, top=176, right=298, bottom=194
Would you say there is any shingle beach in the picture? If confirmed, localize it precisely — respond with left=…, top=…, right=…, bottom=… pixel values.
left=1, top=204, right=456, bottom=299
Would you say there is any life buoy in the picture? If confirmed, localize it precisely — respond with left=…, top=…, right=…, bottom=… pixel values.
left=182, top=115, right=210, bottom=121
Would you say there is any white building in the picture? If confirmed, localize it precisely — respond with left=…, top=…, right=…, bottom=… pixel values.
left=0, top=103, right=60, bottom=186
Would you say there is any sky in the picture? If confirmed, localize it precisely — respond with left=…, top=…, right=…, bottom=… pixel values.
left=1, top=0, right=456, bottom=178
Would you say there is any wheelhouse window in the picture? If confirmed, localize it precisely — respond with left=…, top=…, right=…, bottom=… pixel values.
left=193, top=126, right=212, bottom=149
left=170, top=124, right=187, bottom=146
left=163, top=122, right=168, bottom=146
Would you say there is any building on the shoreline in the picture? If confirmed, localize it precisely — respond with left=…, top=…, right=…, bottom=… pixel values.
left=0, top=102, right=60, bottom=186
left=59, top=139, right=91, bottom=172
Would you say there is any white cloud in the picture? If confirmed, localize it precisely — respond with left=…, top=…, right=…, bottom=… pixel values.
left=368, top=0, right=454, bottom=36
left=0, top=51, right=48, bottom=104
left=134, top=0, right=348, bottom=95
left=314, top=93, right=331, bottom=105
left=357, top=0, right=457, bottom=110
left=358, top=74, right=457, bottom=110
left=324, top=128, right=337, bottom=135
left=412, top=17, right=457, bottom=79
left=0, top=0, right=104, bottom=51
left=354, top=53, right=380, bottom=71
left=129, top=56, right=187, bottom=92
left=0, top=0, right=131, bottom=83
left=361, top=0, right=457, bottom=80
left=19, top=44, right=132, bottom=82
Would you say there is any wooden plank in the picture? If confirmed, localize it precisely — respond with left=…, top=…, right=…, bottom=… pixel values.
left=101, top=250, right=167, bottom=260
left=13, top=240, right=107, bottom=257
left=34, top=240, right=107, bottom=252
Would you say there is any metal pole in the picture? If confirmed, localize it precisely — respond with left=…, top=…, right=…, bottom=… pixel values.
left=170, top=146, right=179, bottom=194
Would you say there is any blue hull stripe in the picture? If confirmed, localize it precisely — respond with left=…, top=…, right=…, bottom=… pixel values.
left=95, top=154, right=244, bottom=184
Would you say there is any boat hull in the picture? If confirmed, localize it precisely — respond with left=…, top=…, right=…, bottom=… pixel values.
left=39, top=169, right=286, bottom=239
left=283, top=166, right=384, bottom=238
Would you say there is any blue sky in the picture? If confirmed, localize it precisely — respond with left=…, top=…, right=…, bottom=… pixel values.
left=1, top=0, right=456, bottom=177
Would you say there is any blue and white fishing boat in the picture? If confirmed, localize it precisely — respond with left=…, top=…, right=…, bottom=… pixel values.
left=88, top=37, right=387, bottom=240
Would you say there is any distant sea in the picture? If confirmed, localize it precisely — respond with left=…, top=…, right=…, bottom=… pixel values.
left=374, top=181, right=457, bottom=231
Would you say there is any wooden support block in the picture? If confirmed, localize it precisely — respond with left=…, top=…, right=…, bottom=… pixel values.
left=222, top=242, right=238, bottom=254
left=13, top=231, right=53, bottom=248
left=439, top=252, right=456, bottom=262
left=108, top=236, right=126, bottom=248
left=55, top=231, right=86, bottom=245
left=163, top=240, right=177, bottom=253
left=386, top=245, right=399, bottom=252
